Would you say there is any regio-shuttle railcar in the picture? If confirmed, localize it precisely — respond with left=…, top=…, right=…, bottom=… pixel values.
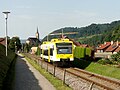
left=40, top=39, right=74, bottom=64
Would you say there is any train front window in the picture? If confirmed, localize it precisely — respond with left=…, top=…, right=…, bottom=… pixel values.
left=56, top=43, right=72, bottom=54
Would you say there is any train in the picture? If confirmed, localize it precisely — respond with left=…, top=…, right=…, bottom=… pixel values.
left=40, top=38, right=74, bottom=65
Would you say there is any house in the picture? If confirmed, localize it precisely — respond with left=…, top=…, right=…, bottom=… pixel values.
left=95, top=41, right=120, bottom=58
left=26, top=28, right=41, bottom=46
left=25, top=28, right=41, bottom=54
left=105, top=42, right=119, bottom=53
left=114, top=46, right=120, bottom=54
left=26, top=37, right=40, bottom=46
left=31, top=47, right=38, bottom=54
left=0, top=38, right=6, bottom=46
left=97, top=42, right=111, bottom=53
left=96, top=41, right=120, bottom=54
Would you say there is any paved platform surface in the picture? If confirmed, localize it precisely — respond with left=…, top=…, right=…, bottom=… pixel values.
left=13, top=54, right=56, bottom=90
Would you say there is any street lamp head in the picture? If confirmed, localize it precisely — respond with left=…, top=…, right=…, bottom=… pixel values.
left=2, top=11, right=10, bottom=19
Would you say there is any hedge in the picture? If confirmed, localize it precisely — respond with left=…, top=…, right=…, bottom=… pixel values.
left=74, top=46, right=92, bottom=59
left=0, top=44, right=16, bottom=90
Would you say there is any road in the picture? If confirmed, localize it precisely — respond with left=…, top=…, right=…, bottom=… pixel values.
left=13, top=54, right=56, bottom=90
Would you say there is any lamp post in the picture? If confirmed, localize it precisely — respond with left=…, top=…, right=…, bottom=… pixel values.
left=15, top=41, right=16, bottom=53
left=2, top=11, right=10, bottom=56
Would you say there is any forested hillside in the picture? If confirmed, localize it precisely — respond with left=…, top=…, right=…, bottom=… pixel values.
left=42, top=20, right=120, bottom=46
left=83, top=25, right=120, bottom=46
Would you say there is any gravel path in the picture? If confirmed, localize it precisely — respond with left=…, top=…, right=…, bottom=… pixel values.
left=13, top=54, right=56, bottom=90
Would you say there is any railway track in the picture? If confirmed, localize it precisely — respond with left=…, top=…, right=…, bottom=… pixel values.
left=66, top=68, right=120, bottom=90
left=24, top=53, right=120, bottom=90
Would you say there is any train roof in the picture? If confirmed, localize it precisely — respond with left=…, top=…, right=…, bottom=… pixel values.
left=41, top=38, right=73, bottom=49
left=42, top=38, right=72, bottom=44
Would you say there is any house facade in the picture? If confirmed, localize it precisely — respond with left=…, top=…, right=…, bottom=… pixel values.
left=26, top=29, right=41, bottom=46
left=97, top=41, right=120, bottom=53
left=96, top=41, right=120, bottom=58
left=97, top=42, right=111, bottom=53
left=26, top=29, right=41, bottom=54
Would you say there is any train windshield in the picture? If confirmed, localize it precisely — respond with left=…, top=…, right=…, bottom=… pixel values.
left=56, top=43, right=72, bottom=54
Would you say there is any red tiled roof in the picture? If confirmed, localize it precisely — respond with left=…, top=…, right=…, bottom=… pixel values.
left=114, top=46, right=120, bottom=52
left=118, top=42, right=120, bottom=45
left=0, top=38, right=5, bottom=42
left=97, top=42, right=111, bottom=50
left=105, top=44, right=118, bottom=52
left=0, top=38, right=6, bottom=46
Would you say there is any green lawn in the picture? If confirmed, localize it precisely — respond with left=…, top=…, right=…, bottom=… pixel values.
left=74, top=59, right=120, bottom=80
left=85, top=63, right=120, bottom=79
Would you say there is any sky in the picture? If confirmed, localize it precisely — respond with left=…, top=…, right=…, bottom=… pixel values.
left=0, top=0, right=120, bottom=39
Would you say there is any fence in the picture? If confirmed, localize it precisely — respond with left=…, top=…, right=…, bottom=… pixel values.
left=28, top=56, right=101, bottom=90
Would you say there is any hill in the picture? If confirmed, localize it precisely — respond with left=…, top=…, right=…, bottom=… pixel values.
left=82, top=24, right=120, bottom=46
left=42, top=20, right=120, bottom=46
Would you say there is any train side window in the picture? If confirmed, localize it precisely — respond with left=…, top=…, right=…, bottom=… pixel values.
left=43, top=50, right=48, bottom=55
left=50, top=49, right=53, bottom=56
left=40, top=49, right=42, bottom=54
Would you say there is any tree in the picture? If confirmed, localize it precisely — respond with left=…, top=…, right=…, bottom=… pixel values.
left=35, top=47, right=41, bottom=55
left=24, top=43, right=31, bottom=53
left=8, top=37, right=21, bottom=52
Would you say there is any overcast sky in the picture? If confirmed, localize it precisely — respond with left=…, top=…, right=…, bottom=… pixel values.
left=0, top=0, right=120, bottom=39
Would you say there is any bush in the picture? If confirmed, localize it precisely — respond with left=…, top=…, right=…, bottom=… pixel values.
left=97, top=59, right=113, bottom=65
left=35, top=47, right=41, bottom=56
left=111, top=52, right=120, bottom=63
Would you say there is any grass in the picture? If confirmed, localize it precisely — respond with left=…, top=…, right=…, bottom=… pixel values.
left=0, top=44, right=16, bottom=90
left=74, top=59, right=120, bottom=80
left=25, top=56, right=72, bottom=90
left=85, top=63, right=120, bottom=79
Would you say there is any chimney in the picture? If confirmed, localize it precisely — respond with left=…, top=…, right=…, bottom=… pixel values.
left=104, top=41, right=106, bottom=44
left=116, top=40, right=119, bottom=46
left=111, top=41, right=113, bottom=45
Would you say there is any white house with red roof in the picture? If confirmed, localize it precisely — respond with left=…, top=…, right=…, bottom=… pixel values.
left=97, top=41, right=120, bottom=53
left=95, top=41, right=120, bottom=58
left=105, top=41, right=120, bottom=54
left=97, top=42, right=111, bottom=53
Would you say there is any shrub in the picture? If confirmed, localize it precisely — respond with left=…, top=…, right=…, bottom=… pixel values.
left=111, top=52, right=120, bottom=63
left=35, top=47, right=41, bottom=55
left=97, top=59, right=113, bottom=65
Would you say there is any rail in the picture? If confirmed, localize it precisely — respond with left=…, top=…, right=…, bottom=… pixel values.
left=66, top=68, right=120, bottom=90
left=23, top=53, right=120, bottom=90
